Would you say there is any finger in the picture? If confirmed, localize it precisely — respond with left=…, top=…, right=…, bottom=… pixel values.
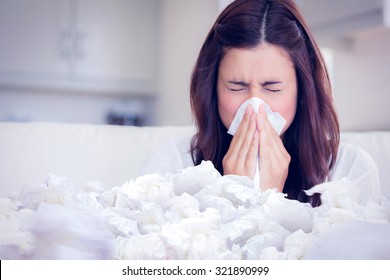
left=228, top=105, right=256, bottom=161
left=256, top=111, right=267, bottom=155
left=257, top=112, right=290, bottom=192
left=223, top=107, right=258, bottom=176
left=258, top=104, right=278, bottom=137
left=235, top=112, right=257, bottom=168
left=245, top=130, right=259, bottom=177
left=229, top=105, right=252, bottom=147
left=258, top=105, right=287, bottom=159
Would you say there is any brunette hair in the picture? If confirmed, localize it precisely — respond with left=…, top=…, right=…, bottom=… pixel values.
left=190, top=0, right=339, bottom=206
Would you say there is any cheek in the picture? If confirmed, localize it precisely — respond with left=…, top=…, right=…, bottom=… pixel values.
left=217, top=94, right=242, bottom=129
left=272, top=97, right=297, bottom=133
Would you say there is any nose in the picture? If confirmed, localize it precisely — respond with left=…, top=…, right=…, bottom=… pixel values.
left=248, top=87, right=269, bottom=104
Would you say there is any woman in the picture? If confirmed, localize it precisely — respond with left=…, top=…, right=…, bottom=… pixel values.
left=141, top=0, right=379, bottom=206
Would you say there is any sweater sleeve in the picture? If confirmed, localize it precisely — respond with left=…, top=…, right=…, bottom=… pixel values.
left=139, top=136, right=194, bottom=176
left=330, top=142, right=380, bottom=203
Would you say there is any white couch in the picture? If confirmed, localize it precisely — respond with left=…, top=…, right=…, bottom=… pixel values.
left=0, top=121, right=389, bottom=199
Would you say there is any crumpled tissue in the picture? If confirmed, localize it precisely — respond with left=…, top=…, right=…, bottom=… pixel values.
left=227, top=97, right=287, bottom=189
left=227, top=97, right=286, bottom=136
left=1, top=161, right=389, bottom=260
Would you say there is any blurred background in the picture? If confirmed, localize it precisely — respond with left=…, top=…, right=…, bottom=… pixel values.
left=0, top=0, right=389, bottom=131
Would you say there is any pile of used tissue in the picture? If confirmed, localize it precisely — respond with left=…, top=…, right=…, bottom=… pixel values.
left=1, top=161, right=389, bottom=260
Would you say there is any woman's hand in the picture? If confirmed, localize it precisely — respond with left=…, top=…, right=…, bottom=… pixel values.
left=257, top=105, right=290, bottom=192
left=222, top=105, right=259, bottom=179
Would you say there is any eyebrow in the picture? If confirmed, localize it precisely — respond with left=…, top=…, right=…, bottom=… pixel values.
left=227, top=80, right=283, bottom=87
left=227, top=81, right=250, bottom=87
left=261, top=81, right=283, bottom=87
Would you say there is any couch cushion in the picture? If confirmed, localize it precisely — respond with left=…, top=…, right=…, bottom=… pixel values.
left=0, top=122, right=193, bottom=197
left=1, top=122, right=388, bottom=200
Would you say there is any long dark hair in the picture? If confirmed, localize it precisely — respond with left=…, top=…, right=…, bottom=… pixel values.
left=190, top=0, right=339, bottom=207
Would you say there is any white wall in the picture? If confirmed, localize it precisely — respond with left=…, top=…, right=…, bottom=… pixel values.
left=332, top=27, right=390, bottom=131
left=1, top=0, right=389, bottom=131
left=0, top=0, right=219, bottom=127
left=157, top=0, right=219, bottom=125
left=0, top=88, right=153, bottom=125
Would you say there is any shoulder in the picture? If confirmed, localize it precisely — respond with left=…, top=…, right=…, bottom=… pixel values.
left=331, top=141, right=380, bottom=201
left=335, top=142, right=378, bottom=172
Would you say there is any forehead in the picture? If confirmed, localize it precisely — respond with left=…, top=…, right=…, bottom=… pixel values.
left=219, top=44, right=295, bottom=80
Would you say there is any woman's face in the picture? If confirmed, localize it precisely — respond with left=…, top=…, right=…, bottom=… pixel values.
left=217, top=44, right=298, bottom=136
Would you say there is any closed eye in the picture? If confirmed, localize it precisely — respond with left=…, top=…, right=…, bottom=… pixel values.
left=266, top=88, right=281, bottom=93
left=229, top=87, right=246, bottom=92
left=227, top=81, right=249, bottom=92
left=262, top=81, right=283, bottom=93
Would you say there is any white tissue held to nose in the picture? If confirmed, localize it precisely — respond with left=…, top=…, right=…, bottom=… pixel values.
left=227, top=97, right=287, bottom=136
